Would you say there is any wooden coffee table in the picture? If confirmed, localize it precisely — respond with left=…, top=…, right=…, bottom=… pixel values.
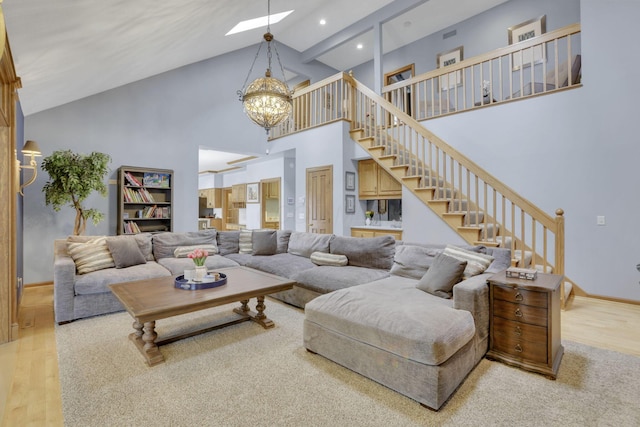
left=109, top=266, right=294, bottom=366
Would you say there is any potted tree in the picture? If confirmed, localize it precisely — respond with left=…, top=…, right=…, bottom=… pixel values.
left=41, top=150, right=111, bottom=235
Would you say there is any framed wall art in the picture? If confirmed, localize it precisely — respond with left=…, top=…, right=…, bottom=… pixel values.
left=508, top=15, right=546, bottom=70
left=345, top=171, right=356, bottom=191
left=436, top=46, right=463, bottom=90
left=345, top=195, right=356, bottom=214
left=246, top=182, right=259, bottom=203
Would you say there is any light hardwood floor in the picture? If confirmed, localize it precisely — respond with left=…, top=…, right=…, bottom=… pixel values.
left=1, top=286, right=639, bottom=427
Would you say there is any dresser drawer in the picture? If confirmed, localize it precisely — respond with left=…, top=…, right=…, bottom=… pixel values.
left=492, top=334, right=548, bottom=364
left=492, top=316, right=547, bottom=343
left=493, top=299, right=548, bottom=327
left=493, top=285, right=548, bottom=308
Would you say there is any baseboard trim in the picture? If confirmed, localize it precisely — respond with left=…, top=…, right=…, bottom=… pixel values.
left=24, top=281, right=53, bottom=288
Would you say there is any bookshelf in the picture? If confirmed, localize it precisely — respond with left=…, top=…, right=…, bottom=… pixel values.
left=117, top=166, right=174, bottom=235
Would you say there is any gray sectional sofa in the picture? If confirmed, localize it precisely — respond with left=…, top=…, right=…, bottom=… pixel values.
left=53, top=228, right=510, bottom=410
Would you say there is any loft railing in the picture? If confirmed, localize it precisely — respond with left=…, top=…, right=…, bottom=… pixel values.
left=383, top=23, right=581, bottom=120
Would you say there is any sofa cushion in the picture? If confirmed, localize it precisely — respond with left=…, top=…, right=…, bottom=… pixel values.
left=217, top=231, right=240, bottom=255
left=224, top=253, right=254, bottom=266
left=276, top=230, right=292, bottom=254
left=293, top=266, right=390, bottom=294
left=74, top=261, right=171, bottom=295
left=329, top=235, right=395, bottom=270
left=389, top=244, right=442, bottom=279
left=173, top=244, right=219, bottom=258
left=443, top=245, right=494, bottom=279
left=310, top=252, right=348, bottom=267
left=416, top=253, right=466, bottom=299
left=157, top=255, right=239, bottom=275
left=67, top=237, right=115, bottom=274
left=287, top=232, right=333, bottom=258
left=106, top=236, right=147, bottom=269
left=252, top=230, right=277, bottom=255
left=152, top=230, right=217, bottom=259
left=239, top=229, right=253, bottom=254
left=245, top=253, right=316, bottom=279
left=304, top=279, right=475, bottom=366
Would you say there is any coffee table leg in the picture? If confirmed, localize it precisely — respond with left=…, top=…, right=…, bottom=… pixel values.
left=253, top=296, right=275, bottom=329
left=129, top=319, right=164, bottom=366
left=232, top=296, right=275, bottom=329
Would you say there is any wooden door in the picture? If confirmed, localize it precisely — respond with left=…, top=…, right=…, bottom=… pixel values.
left=306, top=166, right=333, bottom=234
left=377, top=167, right=402, bottom=197
left=222, top=188, right=232, bottom=230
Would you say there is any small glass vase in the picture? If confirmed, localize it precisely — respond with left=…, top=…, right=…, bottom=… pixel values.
left=194, top=265, right=207, bottom=282
left=365, top=217, right=371, bottom=226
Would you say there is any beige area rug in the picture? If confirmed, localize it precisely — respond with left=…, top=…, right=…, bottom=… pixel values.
left=56, top=298, right=640, bottom=427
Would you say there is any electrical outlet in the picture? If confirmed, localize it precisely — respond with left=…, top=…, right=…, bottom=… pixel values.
left=596, top=216, right=605, bottom=226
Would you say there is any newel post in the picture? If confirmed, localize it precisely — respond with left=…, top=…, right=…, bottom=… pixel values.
left=554, top=208, right=565, bottom=306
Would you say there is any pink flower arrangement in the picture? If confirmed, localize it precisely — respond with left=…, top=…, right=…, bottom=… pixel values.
left=187, top=248, right=208, bottom=267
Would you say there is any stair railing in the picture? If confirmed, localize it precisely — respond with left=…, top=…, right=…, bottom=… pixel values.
left=269, top=71, right=569, bottom=305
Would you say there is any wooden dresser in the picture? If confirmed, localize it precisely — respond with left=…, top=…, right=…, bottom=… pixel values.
left=486, top=271, right=564, bottom=379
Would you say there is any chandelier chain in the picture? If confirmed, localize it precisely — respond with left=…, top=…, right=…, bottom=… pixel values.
left=238, top=41, right=264, bottom=97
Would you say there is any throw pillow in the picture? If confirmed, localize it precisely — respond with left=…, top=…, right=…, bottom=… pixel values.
left=173, top=244, right=219, bottom=258
left=443, top=244, right=494, bottom=279
left=252, top=230, right=277, bottom=255
left=416, top=253, right=467, bottom=299
left=276, top=230, right=292, bottom=254
left=67, top=237, right=115, bottom=274
left=239, top=229, right=253, bottom=254
left=389, top=244, right=442, bottom=279
left=287, top=232, right=333, bottom=258
left=216, top=231, right=240, bottom=255
left=310, top=251, right=348, bottom=267
left=329, top=235, right=396, bottom=270
left=106, top=236, right=148, bottom=269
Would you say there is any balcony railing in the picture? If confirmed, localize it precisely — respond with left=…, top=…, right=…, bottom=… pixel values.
left=383, top=23, right=581, bottom=120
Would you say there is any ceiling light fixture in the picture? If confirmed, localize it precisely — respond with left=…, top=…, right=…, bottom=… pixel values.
left=237, top=0, right=293, bottom=140
left=357, top=43, right=363, bottom=49
left=319, top=19, right=326, bottom=26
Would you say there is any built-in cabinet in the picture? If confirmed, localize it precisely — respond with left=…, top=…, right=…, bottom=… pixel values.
left=117, top=166, right=173, bottom=234
left=351, top=228, right=402, bottom=240
left=226, top=183, right=246, bottom=230
left=198, top=188, right=221, bottom=208
left=358, top=159, right=402, bottom=199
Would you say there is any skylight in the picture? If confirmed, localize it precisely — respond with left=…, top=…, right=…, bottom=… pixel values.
left=226, top=10, right=294, bottom=36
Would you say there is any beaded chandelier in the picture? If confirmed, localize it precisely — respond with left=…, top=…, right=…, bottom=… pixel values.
left=237, top=0, right=292, bottom=135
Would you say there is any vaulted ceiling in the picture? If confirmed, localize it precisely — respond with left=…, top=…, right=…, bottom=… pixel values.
left=3, top=0, right=507, bottom=117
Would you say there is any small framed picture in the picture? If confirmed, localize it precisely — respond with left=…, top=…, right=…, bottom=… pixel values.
left=508, top=15, right=546, bottom=70
left=345, top=195, right=356, bottom=214
left=246, top=182, right=259, bottom=203
left=345, top=171, right=356, bottom=191
left=436, top=46, right=464, bottom=90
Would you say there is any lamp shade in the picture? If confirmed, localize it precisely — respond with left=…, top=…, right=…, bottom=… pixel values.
left=21, top=140, right=42, bottom=156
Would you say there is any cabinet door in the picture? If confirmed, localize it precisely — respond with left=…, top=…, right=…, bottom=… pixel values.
left=377, top=167, right=402, bottom=197
left=358, top=159, right=378, bottom=198
left=351, top=229, right=376, bottom=238
left=374, top=230, right=402, bottom=240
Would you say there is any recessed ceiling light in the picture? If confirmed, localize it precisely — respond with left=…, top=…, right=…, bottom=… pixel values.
left=357, top=43, right=363, bottom=50
left=226, top=10, right=294, bottom=36
left=319, top=19, right=326, bottom=25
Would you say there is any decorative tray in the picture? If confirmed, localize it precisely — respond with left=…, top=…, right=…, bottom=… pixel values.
left=174, top=272, right=227, bottom=290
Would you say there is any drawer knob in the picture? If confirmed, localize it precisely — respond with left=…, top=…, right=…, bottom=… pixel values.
left=515, top=308, right=523, bottom=318
left=515, top=326, right=522, bottom=336
left=515, top=344, right=523, bottom=353
left=514, top=292, right=523, bottom=301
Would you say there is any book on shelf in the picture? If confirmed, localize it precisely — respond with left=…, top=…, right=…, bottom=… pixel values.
left=124, top=172, right=142, bottom=186
left=123, top=221, right=141, bottom=234
left=123, top=187, right=156, bottom=203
